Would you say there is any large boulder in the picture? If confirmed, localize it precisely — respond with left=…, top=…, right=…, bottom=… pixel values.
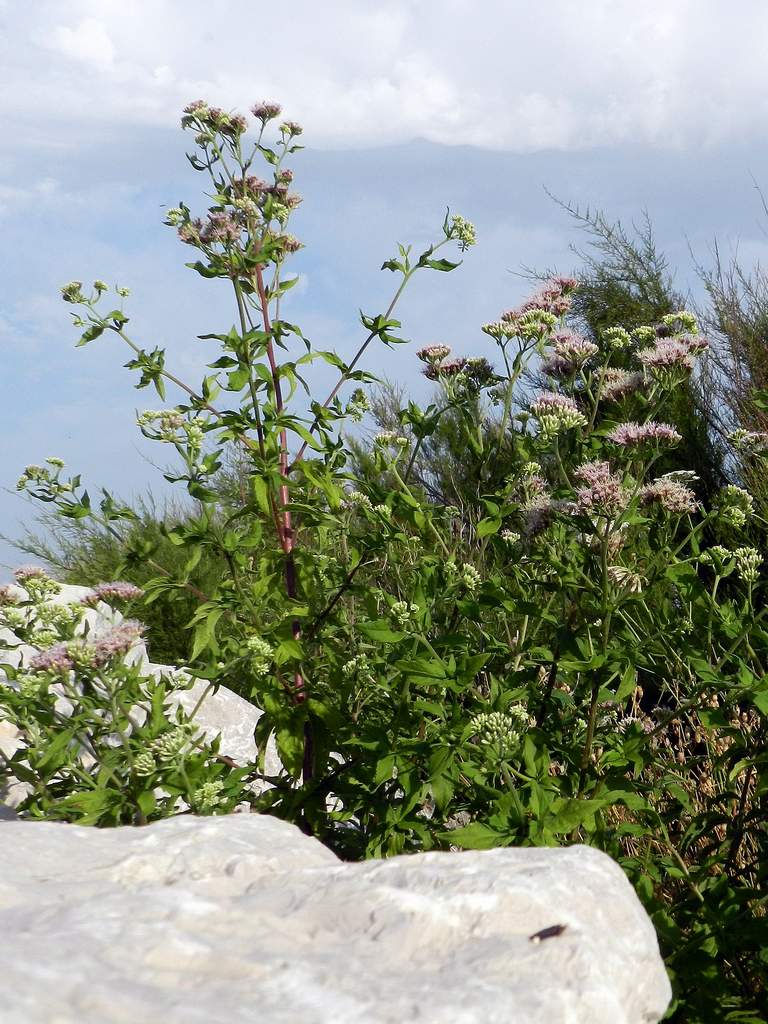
left=0, top=812, right=671, bottom=1024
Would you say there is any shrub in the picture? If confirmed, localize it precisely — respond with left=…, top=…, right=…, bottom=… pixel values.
left=3, top=100, right=767, bottom=1021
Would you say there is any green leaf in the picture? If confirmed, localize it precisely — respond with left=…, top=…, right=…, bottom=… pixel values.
left=374, top=753, right=396, bottom=784
left=440, top=821, right=507, bottom=849
left=76, top=323, right=105, bottom=347
left=358, top=620, right=407, bottom=643
left=136, top=789, right=157, bottom=817
left=546, top=797, right=605, bottom=834
left=476, top=517, right=502, bottom=538
left=190, top=606, right=224, bottom=661
left=421, top=257, right=461, bottom=272
left=251, top=475, right=271, bottom=514
left=276, top=722, right=305, bottom=778
left=225, top=367, right=250, bottom=391
left=394, top=657, right=447, bottom=680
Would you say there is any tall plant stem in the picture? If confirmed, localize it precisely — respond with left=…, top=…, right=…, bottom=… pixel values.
left=232, top=279, right=267, bottom=459
left=577, top=528, right=612, bottom=795
left=252, top=264, right=312, bottom=781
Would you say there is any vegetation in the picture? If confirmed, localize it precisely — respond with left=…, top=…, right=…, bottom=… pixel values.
left=2, top=101, right=767, bottom=1022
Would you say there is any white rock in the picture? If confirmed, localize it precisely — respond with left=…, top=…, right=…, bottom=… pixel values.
left=164, top=673, right=281, bottom=785
left=0, top=813, right=670, bottom=1024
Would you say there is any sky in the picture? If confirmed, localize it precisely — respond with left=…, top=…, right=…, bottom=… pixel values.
left=3, top=0, right=768, bottom=572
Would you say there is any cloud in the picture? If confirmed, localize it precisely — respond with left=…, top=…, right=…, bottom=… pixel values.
left=3, top=1, right=768, bottom=153
left=48, top=17, right=115, bottom=69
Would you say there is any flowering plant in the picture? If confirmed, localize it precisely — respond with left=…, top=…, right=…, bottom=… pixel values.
left=6, top=100, right=768, bottom=1018
left=0, top=569, right=249, bottom=823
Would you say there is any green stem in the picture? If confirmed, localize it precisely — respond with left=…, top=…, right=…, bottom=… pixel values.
left=289, top=237, right=453, bottom=471
left=391, top=463, right=450, bottom=556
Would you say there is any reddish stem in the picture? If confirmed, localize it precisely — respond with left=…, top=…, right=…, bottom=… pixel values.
left=253, top=265, right=310, bottom=770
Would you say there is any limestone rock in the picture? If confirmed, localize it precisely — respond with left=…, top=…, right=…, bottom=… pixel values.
left=0, top=813, right=671, bottom=1024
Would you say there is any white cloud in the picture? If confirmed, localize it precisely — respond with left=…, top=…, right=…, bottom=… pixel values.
left=48, top=17, right=115, bottom=69
left=2, top=1, right=768, bottom=152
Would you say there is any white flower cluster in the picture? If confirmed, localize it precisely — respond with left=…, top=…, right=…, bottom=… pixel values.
left=245, top=636, right=274, bottom=675
left=345, top=388, right=371, bottom=423
left=734, top=546, right=761, bottom=583
left=470, top=705, right=532, bottom=760
left=341, top=653, right=374, bottom=682
left=345, top=490, right=373, bottom=511
left=137, top=410, right=205, bottom=448
left=700, top=544, right=762, bottom=582
left=500, top=529, right=520, bottom=544
left=448, top=214, right=477, bottom=250
left=374, top=432, right=409, bottom=449
left=13, top=567, right=62, bottom=602
left=515, top=309, right=558, bottom=341
left=715, top=485, right=754, bottom=529
left=602, top=326, right=631, bottom=350
left=445, top=561, right=482, bottom=591
left=244, top=634, right=274, bottom=675
left=698, top=544, right=734, bottom=574
left=193, top=778, right=226, bottom=812
left=729, top=428, right=768, bottom=455
left=133, top=751, right=157, bottom=777
left=661, top=310, right=698, bottom=334
left=16, top=457, right=70, bottom=495
left=390, top=600, right=419, bottom=625
left=530, top=393, right=587, bottom=440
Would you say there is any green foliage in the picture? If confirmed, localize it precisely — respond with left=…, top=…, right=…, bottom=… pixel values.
left=4, top=101, right=768, bottom=1021
left=10, top=494, right=229, bottom=664
left=0, top=574, right=251, bottom=824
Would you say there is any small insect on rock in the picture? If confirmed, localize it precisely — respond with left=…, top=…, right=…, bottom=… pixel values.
left=529, top=923, right=567, bottom=944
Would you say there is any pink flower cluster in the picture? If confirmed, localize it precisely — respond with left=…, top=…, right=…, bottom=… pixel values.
left=417, top=344, right=452, bottom=364
left=574, top=461, right=627, bottom=516
left=182, top=101, right=248, bottom=136
left=601, top=369, right=644, bottom=402
left=640, top=477, right=698, bottom=515
left=251, top=100, right=282, bottom=122
left=0, top=585, right=20, bottom=606
left=423, top=357, right=467, bottom=380
left=529, top=391, right=580, bottom=417
left=81, top=582, right=144, bottom=607
left=91, top=621, right=145, bottom=666
left=608, top=421, right=682, bottom=448
left=235, top=175, right=269, bottom=197
left=541, top=331, right=599, bottom=378
left=29, top=644, right=74, bottom=675
left=28, top=621, right=145, bottom=676
left=502, top=276, right=578, bottom=322
left=200, top=211, right=241, bottom=245
left=637, top=335, right=709, bottom=375
left=14, top=566, right=48, bottom=583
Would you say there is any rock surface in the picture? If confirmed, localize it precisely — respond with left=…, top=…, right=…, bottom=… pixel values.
left=0, top=812, right=671, bottom=1024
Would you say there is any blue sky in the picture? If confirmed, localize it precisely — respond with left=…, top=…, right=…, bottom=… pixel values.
left=3, top=1, right=768, bottom=572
